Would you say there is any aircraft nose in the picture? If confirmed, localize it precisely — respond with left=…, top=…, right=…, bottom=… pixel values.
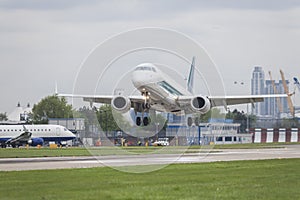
left=132, top=71, right=152, bottom=87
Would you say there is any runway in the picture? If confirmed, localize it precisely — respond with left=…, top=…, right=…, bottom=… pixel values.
left=0, top=145, right=300, bottom=171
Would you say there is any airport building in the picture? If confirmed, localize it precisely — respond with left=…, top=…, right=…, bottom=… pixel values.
left=0, top=102, right=32, bottom=124
left=251, top=128, right=300, bottom=143
left=166, top=118, right=252, bottom=145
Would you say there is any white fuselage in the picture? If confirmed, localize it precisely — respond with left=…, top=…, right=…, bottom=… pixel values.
left=0, top=124, right=75, bottom=143
left=131, top=63, right=191, bottom=113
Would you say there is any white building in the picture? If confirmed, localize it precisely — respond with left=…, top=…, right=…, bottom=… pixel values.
left=166, top=122, right=252, bottom=145
left=7, top=103, right=32, bottom=122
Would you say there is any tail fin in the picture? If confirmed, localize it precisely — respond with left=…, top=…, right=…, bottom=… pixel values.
left=187, top=56, right=195, bottom=94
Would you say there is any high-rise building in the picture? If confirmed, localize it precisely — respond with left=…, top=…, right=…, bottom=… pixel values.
left=251, top=66, right=265, bottom=115
left=251, top=66, right=289, bottom=117
left=263, top=80, right=289, bottom=117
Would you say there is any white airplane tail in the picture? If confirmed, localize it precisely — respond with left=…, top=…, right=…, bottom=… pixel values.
left=187, top=57, right=195, bottom=94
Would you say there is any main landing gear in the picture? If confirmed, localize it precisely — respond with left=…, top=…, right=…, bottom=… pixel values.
left=135, top=116, right=150, bottom=126
left=135, top=91, right=151, bottom=126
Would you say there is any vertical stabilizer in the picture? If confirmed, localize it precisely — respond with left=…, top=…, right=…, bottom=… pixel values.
left=187, top=57, right=195, bottom=94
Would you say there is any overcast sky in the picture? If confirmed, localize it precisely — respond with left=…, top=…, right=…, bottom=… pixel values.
left=1, top=0, right=300, bottom=113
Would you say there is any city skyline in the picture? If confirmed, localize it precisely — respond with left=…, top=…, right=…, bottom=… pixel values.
left=251, top=66, right=291, bottom=117
left=1, top=1, right=300, bottom=113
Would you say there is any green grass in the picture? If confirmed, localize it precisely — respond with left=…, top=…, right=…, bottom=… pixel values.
left=0, top=148, right=91, bottom=158
left=0, top=159, right=299, bottom=200
left=0, top=142, right=299, bottom=158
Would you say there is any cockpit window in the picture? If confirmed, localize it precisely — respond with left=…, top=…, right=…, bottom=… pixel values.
left=158, top=81, right=183, bottom=96
left=135, top=66, right=156, bottom=72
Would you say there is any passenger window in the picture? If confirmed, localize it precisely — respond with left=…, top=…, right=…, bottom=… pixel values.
left=34, top=129, right=36, bottom=131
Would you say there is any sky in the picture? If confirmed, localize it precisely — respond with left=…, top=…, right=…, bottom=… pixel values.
left=1, top=0, right=300, bottom=113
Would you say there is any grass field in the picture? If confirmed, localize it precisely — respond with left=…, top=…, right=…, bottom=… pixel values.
left=0, top=158, right=299, bottom=200
left=0, top=142, right=299, bottom=158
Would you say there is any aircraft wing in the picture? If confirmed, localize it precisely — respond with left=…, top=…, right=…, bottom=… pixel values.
left=208, top=94, right=288, bottom=107
left=58, top=94, right=145, bottom=105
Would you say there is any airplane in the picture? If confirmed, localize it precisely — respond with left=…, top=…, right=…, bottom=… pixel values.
left=0, top=124, right=75, bottom=148
left=59, top=57, right=287, bottom=126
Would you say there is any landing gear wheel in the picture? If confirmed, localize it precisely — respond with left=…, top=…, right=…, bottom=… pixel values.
left=187, top=117, right=193, bottom=127
left=143, top=117, right=149, bottom=126
left=136, top=117, right=142, bottom=126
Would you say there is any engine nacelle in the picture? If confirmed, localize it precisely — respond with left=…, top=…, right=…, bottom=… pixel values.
left=111, top=96, right=131, bottom=113
left=190, top=96, right=211, bottom=114
left=28, top=138, right=44, bottom=146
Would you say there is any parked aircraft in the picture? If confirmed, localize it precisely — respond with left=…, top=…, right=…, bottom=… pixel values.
left=0, top=124, right=75, bottom=148
left=59, top=57, right=287, bottom=126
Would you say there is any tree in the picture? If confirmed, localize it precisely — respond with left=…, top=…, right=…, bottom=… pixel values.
left=226, top=109, right=256, bottom=132
left=96, top=105, right=131, bottom=132
left=74, top=106, right=99, bottom=133
left=32, top=95, right=73, bottom=124
left=0, top=112, right=8, bottom=121
left=75, top=106, right=98, bottom=124
left=193, top=108, right=225, bottom=123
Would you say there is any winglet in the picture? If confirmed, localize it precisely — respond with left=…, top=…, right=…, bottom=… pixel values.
left=187, top=56, right=195, bottom=94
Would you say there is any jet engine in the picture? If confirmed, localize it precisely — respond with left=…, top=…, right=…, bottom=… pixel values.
left=28, top=138, right=44, bottom=146
left=111, top=96, right=131, bottom=113
left=190, top=96, right=211, bottom=114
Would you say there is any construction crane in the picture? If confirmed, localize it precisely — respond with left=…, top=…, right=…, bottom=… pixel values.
left=280, top=69, right=295, bottom=117
left=268, top=71, right=283, bottom=113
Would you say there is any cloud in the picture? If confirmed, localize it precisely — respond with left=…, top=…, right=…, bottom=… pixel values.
left=0, top=0, right=99, bottom=10
left=1, top=0, right=300, bottom=12
left=0, top=0, right=300, bottom=112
